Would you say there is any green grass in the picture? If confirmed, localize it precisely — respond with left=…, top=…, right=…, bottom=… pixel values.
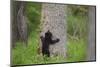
left=67, top=38, right=87, bottom=62
left=12, top=32, right=87, bottom=65
left=12, top=31, right=67, bottom=65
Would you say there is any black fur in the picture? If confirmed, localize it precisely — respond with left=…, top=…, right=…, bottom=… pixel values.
left=40, top=30, right=60, bottom=57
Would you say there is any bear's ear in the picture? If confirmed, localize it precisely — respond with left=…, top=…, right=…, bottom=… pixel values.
left=40, top=36, right=43, bottom=38
left=47, top=30, right=50, bottom=33
left=45, top=30, right=50, bottom=35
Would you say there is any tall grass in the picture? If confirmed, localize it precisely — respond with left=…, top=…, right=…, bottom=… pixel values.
left=12, top=31, right=67, bottom=65
left=67, top=39, right=87, bottom=62
left=12, top=32, right=87, bottom=65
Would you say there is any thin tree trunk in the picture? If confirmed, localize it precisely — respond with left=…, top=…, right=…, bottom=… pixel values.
left=12, top=1, right=28, bottom=47
left=17, top=2, right=28, bottom=45
left=12, top=1, right=22, bottom=47
left=87, top=6, right=96, bottom=61
left=40, top=3, right=67, bottom=58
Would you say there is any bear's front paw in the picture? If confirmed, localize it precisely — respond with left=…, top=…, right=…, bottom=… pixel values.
left=56, top=39, right=60, bottom=42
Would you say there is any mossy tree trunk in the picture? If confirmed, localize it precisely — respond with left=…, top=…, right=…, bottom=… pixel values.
left=40, top=3, right=67, bottom=58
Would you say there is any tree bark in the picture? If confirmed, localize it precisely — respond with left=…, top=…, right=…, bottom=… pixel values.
left=12, top=1, right=21, bottom=47
left=12, top=1, right=28, bottom=47
left=17, top=2, right=28, bottom=45
left=40, top=3, right=67, bottom=58
left=87, top=6, right=96, bottom=61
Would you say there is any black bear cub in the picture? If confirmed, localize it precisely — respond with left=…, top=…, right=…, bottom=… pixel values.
left=40, top=30, right=60, bottom=57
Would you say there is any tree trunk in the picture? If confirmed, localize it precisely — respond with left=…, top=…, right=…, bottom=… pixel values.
left=40, top=3, right=67, bottom=58
left=12, top=1, right=28, bottom=47
left=87, top=6, right=96, bottom=61
left=17, top=2, right=28, bottom=45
